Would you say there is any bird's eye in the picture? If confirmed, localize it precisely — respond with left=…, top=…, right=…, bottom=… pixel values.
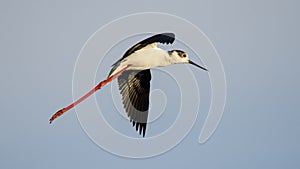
left=182, top=53, right=187, bottom=58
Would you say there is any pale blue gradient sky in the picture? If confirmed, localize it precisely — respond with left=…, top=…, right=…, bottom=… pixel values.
left=1, top=0, right=299, bottom=168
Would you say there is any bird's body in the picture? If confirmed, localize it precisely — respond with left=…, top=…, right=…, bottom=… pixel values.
left=50, top=33, right=207, bottom=137
left=109, top=44, right=170, bottom=76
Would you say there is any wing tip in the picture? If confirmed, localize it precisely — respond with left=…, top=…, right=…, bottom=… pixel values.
left=131, top=121, right=147, bottom=137
left=161, top=32, right=175, bottom=38
left=158, top=32, right=175, bottom=44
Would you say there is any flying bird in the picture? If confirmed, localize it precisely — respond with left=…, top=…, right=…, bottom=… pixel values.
left=50, top=33, right=207, bottom=137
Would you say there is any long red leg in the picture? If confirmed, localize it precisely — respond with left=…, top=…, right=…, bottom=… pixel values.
left=49, top=65, right=130, bottom=124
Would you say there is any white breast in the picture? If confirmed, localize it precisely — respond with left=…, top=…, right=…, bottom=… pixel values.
left=109, top=47, right=171, bottom=77
left=124, top=47, right=171, bottom=70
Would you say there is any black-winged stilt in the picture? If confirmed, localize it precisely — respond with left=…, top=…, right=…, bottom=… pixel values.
left=50, top=33, right=207, bottom=137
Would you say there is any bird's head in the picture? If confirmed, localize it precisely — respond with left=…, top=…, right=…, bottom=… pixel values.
left=168, top=50, right=208, bottom=71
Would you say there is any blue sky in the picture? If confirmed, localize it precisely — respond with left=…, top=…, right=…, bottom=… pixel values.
left=1, top=0, right=299, bottom=168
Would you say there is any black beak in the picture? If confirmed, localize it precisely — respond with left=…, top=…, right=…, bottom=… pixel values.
left=189, top=60, right=208, bottom=71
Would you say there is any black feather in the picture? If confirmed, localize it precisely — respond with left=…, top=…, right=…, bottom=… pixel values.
left=117, top=70, right=151, bottom=137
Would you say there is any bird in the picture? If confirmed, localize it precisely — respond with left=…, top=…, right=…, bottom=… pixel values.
left=50, top=32, right=208, bottom=137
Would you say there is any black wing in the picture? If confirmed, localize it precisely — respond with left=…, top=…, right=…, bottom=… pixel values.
left=122, top=32, right=175, bottom=59
left=118, top=70, right=151, bottom=137
left=108, top=33, right=175, bottom=77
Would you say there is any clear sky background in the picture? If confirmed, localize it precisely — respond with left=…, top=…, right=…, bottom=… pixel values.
left=1, top=0, right=299, bottom=168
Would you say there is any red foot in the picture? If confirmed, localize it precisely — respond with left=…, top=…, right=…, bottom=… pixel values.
left=49, top=108, right=66, bottom=124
